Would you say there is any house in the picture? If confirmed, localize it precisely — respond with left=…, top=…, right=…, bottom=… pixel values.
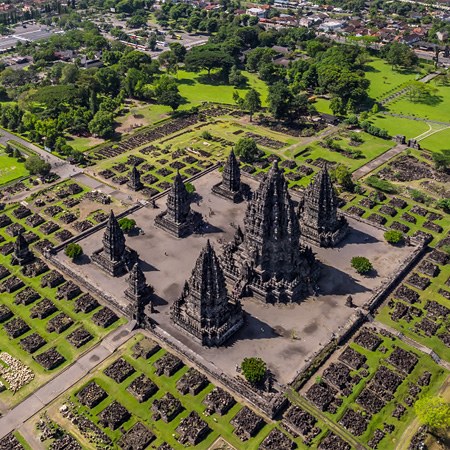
left=246, top=7, right=267, bottom=18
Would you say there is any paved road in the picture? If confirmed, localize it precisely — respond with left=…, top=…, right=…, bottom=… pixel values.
left=352, top=144, right=406, bottom=180
left=0, top=127, right=82, bottom=180
left=0, top=322, right=136, bottom=439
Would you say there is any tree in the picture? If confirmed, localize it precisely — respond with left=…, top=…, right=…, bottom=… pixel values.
left=184, top=44, right=234, bottom=77
left=65, top=243, right=83, bottom=260
left=154, top=75, right=183, bottom=111
left=228, top=66, right=246, bottom=87
left=415, top=396, right=450, bottom=432
left=333, top=164, right=354, bottom=192
left=148, top=33, right=158, bottom=51
left=384, top=230, right=404, bottom=245
left=118, top=217, right=136, bottom=233
left=351, top=256, right=373, bottom=275
left=243, top=89, right=261, bottom=121
left=25, top=155, right=51, bottom=176
left=268, top=81, right=292, bottom=120
left=432, top=150, right=450, bottom=171
left=384, top=42, right=418, bottom=69
left=89, top=110, right=115, bottom=138
left=241, top=357, right=267, bottom=385
left=234, top=138, right=259, bottom=163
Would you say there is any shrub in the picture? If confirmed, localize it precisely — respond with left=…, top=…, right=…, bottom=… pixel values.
left=65, top=243, right=83, bottom=260
left=185, top=182, right=196, bottom=194
left=201, top=130, right=212, bottom=140
left=351, top=256, right=373, bottom=274
left=118, top=217, right=136, bottom=233
left=241, top=357, right=267, bottom=385
left=25, top=155, right=51, bottom=176
left=437, top=198, right=450, bottom=213
left=234, top=137, right=259, bottom=163
left=384, top=230, right=403, bottom=244
left=366, top=175, right=398, bottom=194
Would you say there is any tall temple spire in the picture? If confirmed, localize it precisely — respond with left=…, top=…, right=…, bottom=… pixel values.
left=103, top=210, right=126, bottom=261
left=125, top=263, right=152, bottom=327
left=171, top=241, right=243, bottom=346
left=221, top=161, right=319, bottom=303
left=127, top=165, right=143, bottom=191
left=212, top=149, right=243, bottom=202
left=11, top=232, right=34, bottom=266
left=92, top=211, right=137, bottom=276
left=299, top=165, right=348, bottom=247
left=155, top=172, right=202, bottom=237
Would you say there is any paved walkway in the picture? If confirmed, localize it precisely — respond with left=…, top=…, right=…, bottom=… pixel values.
left=352, top=144, right=406, bottom=180
left=0, top=322, right=136, bottom=439
left=0, top=127, right=82, bottom=180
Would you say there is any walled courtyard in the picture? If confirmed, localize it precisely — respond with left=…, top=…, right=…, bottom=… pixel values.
left=55, top=170, right=417, bottom=384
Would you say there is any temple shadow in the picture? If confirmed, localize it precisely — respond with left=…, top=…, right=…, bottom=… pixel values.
left=150, top=293, right=168, bottom=308
left=335, top=227, right=379, bottom=247
left=196, top=221, right=223, bottom=235
left=223, top=314, right=281, bottom=347
left=74, top=254, right=91, bottom=265
left=317, top=262, right=370, bottom=296
left=139, top=259, right=159, bottom=273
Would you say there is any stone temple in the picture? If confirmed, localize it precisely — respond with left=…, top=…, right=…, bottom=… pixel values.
left=92, top=211, right=137, bottom=276
left=154, top=171, right=202, bottom=238
left=299, top=165, right=348, bottom=248
left=171, top=240, right=243, bottom=347
left=221, top=161, right=320, bottom=303
left=127, top=165, right=143, bottom=191
left=11, top=232, right=34, bottom=266
left=212, top=149, right=243, bottom=203
left=125, top=263, right=152, bottom=327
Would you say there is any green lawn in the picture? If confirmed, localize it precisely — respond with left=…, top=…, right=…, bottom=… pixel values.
left=419, top=127, right=450, bottom=152
left=0, top=152, right=28, bottom=186
left=387, top=83, right=450, bottom=122
left=369, top=115, right=429, bottom=140
left=292, top=131, right=393, bottom=173
left=312, top=97, right=333, bottom=114
left=364, top=58, right=421, bottom=101
left=176, top=70, right=269, bottom=107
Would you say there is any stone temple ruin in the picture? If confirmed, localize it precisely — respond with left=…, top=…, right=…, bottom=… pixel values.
left=221, top=161, right=320, bottom=303
left=92, top=211, right=137, bottom=276
left=11, top=232, right=34, bottom=266
left=154, top=171, right=202, bottom=238
left=127, top=165, right=143, bottom=191
left=299, top=165, right=348, bottom=248
left=125, top=263, right=152, bottom=327
left=212, top=149, right=243, bottom=203
left=171, top=241, right=243, bottom=346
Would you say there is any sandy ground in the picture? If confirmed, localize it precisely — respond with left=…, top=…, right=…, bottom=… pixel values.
left=57, top=170, right=416, bottom=384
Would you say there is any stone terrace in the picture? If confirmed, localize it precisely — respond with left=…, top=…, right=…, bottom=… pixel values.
left=56, top=170, right=416, bottom=383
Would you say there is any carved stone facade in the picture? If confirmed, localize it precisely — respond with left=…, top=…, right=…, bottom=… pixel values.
left=212, top=150, right=243, bottom=202
left=299, top=166, right=348, bottom=248
left=125, top=263, right=152, bottom=327
left=127, top=165, right=143, bottom=191
left=154, top=172, right=202, bottom=238
left=92, top=211, right=137, bottom=276
left=221, top=161, right=320, bottom=303
left=11, top=232, right=34, bottom=266
left=171, top=241, right=243, bottom=346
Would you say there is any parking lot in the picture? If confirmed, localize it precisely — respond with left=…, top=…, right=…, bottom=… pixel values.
left=0, top=24, right=59, bottom=51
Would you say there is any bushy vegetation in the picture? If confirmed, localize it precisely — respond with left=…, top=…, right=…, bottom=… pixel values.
left=366, top=175, right=398, bottom=194
left=351, top=256, right=373, bottom=274
left=241, top=357, right=267, bottom=385
left=118, top=217, right=136, bottom=233
left=65, top=243, right=83, bottom=260
left=384, top=230, right=404, bottom=244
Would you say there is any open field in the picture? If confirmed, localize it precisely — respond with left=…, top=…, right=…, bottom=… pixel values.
left=369, top=115, right=429, bottom=140
left=420, top=127, right=450, bottom=152
left=0, top=152, right=28, bottom=186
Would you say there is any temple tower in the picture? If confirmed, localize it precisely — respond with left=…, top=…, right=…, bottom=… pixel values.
left=154, top=172, right=201, bottom=237
left=125, top=263, right=152, bottom=327
left=299, top=165, right=348, bottom=247
left=212, top=149, right=243, bottom=202
left=11, top=232, right=34, bottom=266
left=221, top=161, right=320, bottom=303
left=127, top=165, right=143, bottom=191
left=92, top=211, right=137, bottom=276
left=171, top=241, right=243, bottom=347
